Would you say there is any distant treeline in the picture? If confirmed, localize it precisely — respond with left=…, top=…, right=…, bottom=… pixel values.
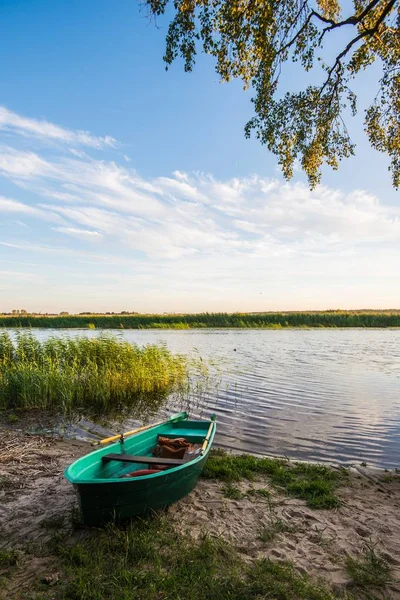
left=1, top=311, right=400, bottom=329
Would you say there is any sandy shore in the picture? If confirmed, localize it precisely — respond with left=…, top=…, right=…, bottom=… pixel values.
left=1, top=430, right=400, bottom=598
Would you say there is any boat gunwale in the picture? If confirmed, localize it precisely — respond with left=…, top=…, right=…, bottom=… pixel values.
left=64, top=420, right=216, bottom=485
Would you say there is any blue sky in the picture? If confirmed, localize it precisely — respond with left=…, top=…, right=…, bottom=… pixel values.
left=0, top=0, right=399, bottom=313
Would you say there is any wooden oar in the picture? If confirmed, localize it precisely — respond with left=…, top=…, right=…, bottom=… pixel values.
left=91, top=411, right=188, bottom=446
left=201, top=415, right=216, bottom=454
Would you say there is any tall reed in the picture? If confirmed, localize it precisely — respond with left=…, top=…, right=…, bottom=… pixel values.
left=2, top=310, right=400, bottom=328
left=0, top=333, right=189, bottom=417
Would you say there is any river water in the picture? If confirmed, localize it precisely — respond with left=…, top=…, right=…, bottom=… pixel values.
left=11, top=328, right=400, bottom=468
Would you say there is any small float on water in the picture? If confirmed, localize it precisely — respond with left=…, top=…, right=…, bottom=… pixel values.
left=64, top=412, right=216, bottom=526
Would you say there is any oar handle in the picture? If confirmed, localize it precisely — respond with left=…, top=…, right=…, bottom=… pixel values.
left=91, top=422, right=161, bottom=446
left=91, top=411, right=189, bottom=446
left=201, top=415, right=216, bottom=454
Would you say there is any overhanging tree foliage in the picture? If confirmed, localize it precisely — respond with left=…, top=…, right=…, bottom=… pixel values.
left=143, top=0, right=400, bottom=188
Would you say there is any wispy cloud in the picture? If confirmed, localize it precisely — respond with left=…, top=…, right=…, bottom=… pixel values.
left=0, top=195, right=38, bottom=214
left=54, top=226, right=103, bottom=239
left=1, top=139, right=400, bottom=260
left=0, top=106, right=116, bottom=149
left=1, top=106, right=400, bottom=311
left=0, top=194, right=64, bottom=224
left=0, top=146, right=52, bottom=179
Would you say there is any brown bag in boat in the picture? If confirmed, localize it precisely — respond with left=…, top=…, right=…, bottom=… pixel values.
left=161, top=437, right=189, bottom=459
left=158, top=436, right=189, bottom=448
left=154, top=436, right=190, bottom=460
left=160, top=445, right=186, bottom=459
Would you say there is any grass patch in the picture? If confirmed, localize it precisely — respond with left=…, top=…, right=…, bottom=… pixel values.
left=259, top=518, right=297, bottom=544
left=40, top=515, right=66, bottom=530
left=69, top=506, right=84, bottom=530
left=41, top=515, right=343, bottom=600
left=6, top=412, right=19, bottom=424
left=253, top=487, right=271, bottom=498
left=247, top=559, right=338, bottom=600
left=247, top=486, right=272, bottom=504
left=346, top=542, right=392, bottom=588
left=221, top=483, right=243, bottom=500
left=0, top=332, right=190, bottom=417
left=380, top=474, right=399, bottom=483
left=0, top=549, right=19, bottom=568
left=203, top=451, right=345, bottom=509
left=313, top=526, right=335, bottom=549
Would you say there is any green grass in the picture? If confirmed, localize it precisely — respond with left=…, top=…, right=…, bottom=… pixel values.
left=253, top=487, right=271, bottom=498
left=346, top=542, right=392, bottom=588
left=3, top=310, right=400, bottom=329
left=0, top=549, right=19, bottom=568
left=221, top=482, right=244, bottom=500
left=203, top=451, right=346, bottom=508
left=40, top=515, right=342, bottom=600
left=40, top=515, right=66, bottom=530
left=6, top=413, right=19, bottom=424
left=0, top=332, right=190, bottom=417
left=380, top=474, right=399, bottom=483
left=258, top=518, right=297, bottom=544
left=313, top=526, right=335, bottom=549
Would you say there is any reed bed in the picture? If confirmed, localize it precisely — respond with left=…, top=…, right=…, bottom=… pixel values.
left=2, top=310, right=400, bottom=328
left=0, top=333, right=189, bottom=417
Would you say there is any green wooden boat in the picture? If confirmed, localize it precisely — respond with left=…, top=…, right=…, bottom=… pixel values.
left=65, top=412, right=216, bottom=526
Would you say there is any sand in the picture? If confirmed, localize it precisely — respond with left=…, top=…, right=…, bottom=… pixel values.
left=1, top=430, right=400, bottom=598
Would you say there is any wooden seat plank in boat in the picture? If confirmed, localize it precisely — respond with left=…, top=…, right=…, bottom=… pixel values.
left=65, top=412, right=216, bottom=525
left=102, top=453, right=189, bottom=466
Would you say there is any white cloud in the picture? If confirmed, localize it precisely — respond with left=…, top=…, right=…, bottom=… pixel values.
left=155, top=176, right=203, bottom=202
left=54, top=226, right=103, bottom=239
left=1, top=106, right=400, bottom=311
left=0, top=196, right=38, bottom=214
left=2, top=141, right=400, bottom=261
left=173, top=170, right=189, bottom=181
left=233, top=220, right=261, bottom=233
left=0, top=194, right=64, bottom=225
left=0, top=146, right=52, bottom=179
left=0, top=106, right=116, bottom=148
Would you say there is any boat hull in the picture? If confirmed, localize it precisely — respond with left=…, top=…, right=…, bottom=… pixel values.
left=75, top=453, right=207, bottom=526
left=65, top=417, right=215, bottom=526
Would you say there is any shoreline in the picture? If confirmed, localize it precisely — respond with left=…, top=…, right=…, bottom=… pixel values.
left=3, top=325, right=400, bottom=330
left=2, top=310, right=400, bottom=330
left=1, top=411, right=395, bottom=472
left=1, top=429, right=400, bottom=598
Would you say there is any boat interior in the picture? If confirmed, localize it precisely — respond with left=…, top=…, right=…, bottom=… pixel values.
left=67, top=419, right=212, bottom=482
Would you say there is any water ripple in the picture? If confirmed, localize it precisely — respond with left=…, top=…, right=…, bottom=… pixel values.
left=17, top=327, right=400, bottom=469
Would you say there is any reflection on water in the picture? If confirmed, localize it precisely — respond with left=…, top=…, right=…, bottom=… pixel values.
left=10, top=328, right=400, bottom=468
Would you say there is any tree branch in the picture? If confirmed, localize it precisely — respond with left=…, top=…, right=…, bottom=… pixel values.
left=278, top=0, right=395, bottom=56
left=278, top=9, right=314, bottom=55
left=278, top=0, right=309, bottom=50
left=319, top=0, right=397, bottom=95
left=363, top=0, right=397, bottom=33
left=316, top=0, right=383, bottom=37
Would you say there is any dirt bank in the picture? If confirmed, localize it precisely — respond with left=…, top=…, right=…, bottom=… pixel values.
left=1, top=430, right=400, bottom=598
